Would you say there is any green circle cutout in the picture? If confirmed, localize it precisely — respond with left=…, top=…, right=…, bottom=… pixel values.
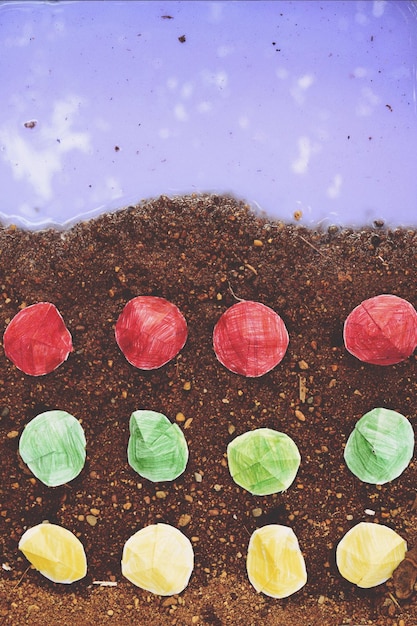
left=128, top=410, right=189, bottom=482
left=19, top=410, right=86, bottom=487
left=344, top=408, right=414, bottom=484
left=227, top=428, right=301, bottom=496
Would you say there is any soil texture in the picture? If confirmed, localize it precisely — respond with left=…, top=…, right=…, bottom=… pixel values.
left=0, top=194, right=417, bottom=625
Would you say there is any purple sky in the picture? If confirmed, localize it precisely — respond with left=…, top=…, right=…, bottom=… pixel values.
left=0, top=0, right=416, bottom=229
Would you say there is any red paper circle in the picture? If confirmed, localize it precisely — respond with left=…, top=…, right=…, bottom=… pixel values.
left=3, top=302, right=73, bottom=376
left=343, top=294, right=417, bottom=365
left=115, top=296, right=188, bottom=370
left=213, top=300, right=289, bottom=377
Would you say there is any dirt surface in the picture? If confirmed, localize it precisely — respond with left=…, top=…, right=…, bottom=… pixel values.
left=0, top=194, right=416, bottom=625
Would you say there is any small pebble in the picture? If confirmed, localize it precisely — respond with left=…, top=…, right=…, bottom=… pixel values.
left=208, top=508, right=219, bottom=516
left=86, top=514, right=97, bottom=527
left=178, top=514, right=191, bottom=527
left=252, top=507, right=263, bottom=518
left=295, top=410, right=306, bottom=422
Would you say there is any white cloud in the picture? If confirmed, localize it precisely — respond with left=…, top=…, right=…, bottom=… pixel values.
left=201, top=69, right=229, bottom=91
left=181, top=82, right=194, bottom=99
left=105, top=176, right=123, bottom=199
left=174, top=103, right=188, bottom=122
left=158, top=128, right=171, bottom=139
left=356, top=86, right=381, bottom=116
left=327, top=174, right=343, bottom=198
left=298, top=74, right=315, bottom=90
left=291, top=136, right=321, bottom=174
left=167, top=77, right=178, bottom=90
left=373, top=1, right=387, bottom=18
left=197, top=101, right=213, bottom=113
left=355, top=11, right=368, bottom=26
left=276, top=67, right=289, bottom=80
left=208, top=2, right=224, bottom=23
left=238, top=115, right=249, bottom=130
left=353, top=67, right=367, bottom=79
left=290, top=73, right=315, bottom=105
left=4, top=20, right=34, bottom=47
left=217, top=44, right=234, bottom=58
left=0, top=95, right=91, bottom=201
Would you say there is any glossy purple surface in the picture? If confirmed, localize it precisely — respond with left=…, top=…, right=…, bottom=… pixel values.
left=1, top=0, right=416, bottom=229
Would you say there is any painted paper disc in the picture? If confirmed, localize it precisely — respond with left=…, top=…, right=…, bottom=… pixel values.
left=128, top=410, right=188, bottom=482
left=336, top=522, right=406, bottom=588
left=115, top=296, right=187, bottom=369
left=19, top=410, right=86, bottom=487
left=247, top=525, right=307, bottom=598
left=213, top=300, right=289, bottom=377
left=344, top=408, right=414, bottom=484
left=19, top=523, right=87, bottom=584
left=121, top=523, right=194, bottom=595
left=343, top=294, right=417, bottom=365
left=227, top=428, right=300, bottom=495
left=3, top=302, right=73, bottom=376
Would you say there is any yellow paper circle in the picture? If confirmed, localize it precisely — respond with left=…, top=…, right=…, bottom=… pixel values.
left=336, top=522, right=406, bottom=588
left=247, top=524, right=307, bottom=598
left=121, top=523, right=194, bottom=595
left=19, top=523, right=87, bottom=584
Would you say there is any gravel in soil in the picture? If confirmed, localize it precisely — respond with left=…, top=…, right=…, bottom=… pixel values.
left=0, top=194, right=416, bottom=625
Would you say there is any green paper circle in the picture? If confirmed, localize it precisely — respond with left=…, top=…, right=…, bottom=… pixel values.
left=344, top=408, right=414, bottom=484
left=19, top=410, right=86, bottom=487
left=227, top=428, right=301, bottom=496
left=128, top=410, right=189, bottom=482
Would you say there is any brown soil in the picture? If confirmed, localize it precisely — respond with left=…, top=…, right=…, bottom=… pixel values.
left=0, top=194, right=416, bottom=626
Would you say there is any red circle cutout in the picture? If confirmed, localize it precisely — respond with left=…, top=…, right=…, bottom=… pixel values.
left=115, top=296, right=187, bottom=370
left=213, top=300, right=289, bottom=377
